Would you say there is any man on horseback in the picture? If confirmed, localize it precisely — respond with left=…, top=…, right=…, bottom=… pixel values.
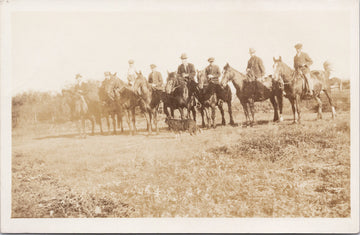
left=294, top=43, right=313, bottom=96
left=205, top=57, right=221, bottom=84
left=177, top=53, right=196, bottom=84
left=246, top=48, right=265, bottom=98
left=246, top=48, right=265, bottom=80
left=127, top=59, right=138, bottom=86
left=148, top=64, right=163, bottom=89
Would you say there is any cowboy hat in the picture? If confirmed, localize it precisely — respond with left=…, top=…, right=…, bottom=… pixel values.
left=294, top=43, right=303, bottom=49
left=249, top=48, right=256, bottom=54
left=75, top=73, right=82, bottom=79
left=128, top=59, right=134, bottom=64
left=180, top=53, right=188, bottom=59
left=150, top=64, right=157, bottom=69
left=208, top=57, right=215, bottom=62
left=104, top=71, right=110, bottom=76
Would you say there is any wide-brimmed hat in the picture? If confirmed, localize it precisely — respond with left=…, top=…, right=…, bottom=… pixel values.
left=249, top=48, right=256, bottom=54
left=128, top=59, right=134, bottom=64
left=150, top=64, right=157, bottom=69
left=180, top=53, right=188, bottom=59
left=208, top=57, right=215, bottom=62
left=75, top=73, right=82, bottom=79
left=294, top=43, right=303, bottom=49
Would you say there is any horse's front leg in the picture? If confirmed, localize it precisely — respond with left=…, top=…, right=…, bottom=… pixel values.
left=217, top=101, right=226, bottom=125
left=295, top=95, right=301, bottom=123
left=131, top=107, right=137, bottom=133
left=240, top=99, right=250, bottom=126
left=323, top=89, right=336, bottom=119
left=277, top=94, right=284, bottom=122
left=211, top=104, right=216, bottom=128
left=118, top=111, right=124, bottom=132
left=288, top=97, right=297, bottom=123
left=227, top=101, right=235, bottom=125
left=248, top=98, right=255, bottom=126
left=153, top=108, right=159, bottom=135
left=200, top=106, right=206, bottom=128
left=112, top=114, right=117, bottom=134
left=270, top=96, right=279, bottom=122
left=314, top=94, right=323, bottom=120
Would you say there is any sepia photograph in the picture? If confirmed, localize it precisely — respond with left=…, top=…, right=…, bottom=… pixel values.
left=1, top=0, right=359, bottom=233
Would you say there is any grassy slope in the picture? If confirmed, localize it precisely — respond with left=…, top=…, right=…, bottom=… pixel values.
left=12, top=90, right=350, bottom=218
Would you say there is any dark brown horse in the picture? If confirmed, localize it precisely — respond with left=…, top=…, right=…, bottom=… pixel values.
left=102, top=73, right=140, bottom=135
left=99, top=72, right=124, bottom=134
left=133, top=71, right=164, bottom=134
left=272, top=57, right=336, bottom=123
left=164, top=72, right=197, bottom=120
left=196, top=70, right=234, bottom=128
left=62, top=80, right=104, bottom=137
left=221, top=63, right=284, bottom=126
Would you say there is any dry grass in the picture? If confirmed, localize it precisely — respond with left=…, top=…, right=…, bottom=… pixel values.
left=12, top=90, right=351, bottom=218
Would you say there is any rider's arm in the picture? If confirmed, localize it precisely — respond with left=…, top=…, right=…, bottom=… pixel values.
left=259, top=58, right=265, bottom=77
left=304, top=53, right=313, bottom=67
left=189, top=64, right=196, bottom=80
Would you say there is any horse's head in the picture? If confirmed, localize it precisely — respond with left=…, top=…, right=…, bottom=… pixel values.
left=196, top=70, right=207, bottom=89
left=272, top=56, right=287, bottom=81
left=101, top=72, right=121, bottom=101
left=165, top=71, right=178, bottom=94
left=221, top=63, right=234, bottom=87
left=133, top=71, right=148, bottom=96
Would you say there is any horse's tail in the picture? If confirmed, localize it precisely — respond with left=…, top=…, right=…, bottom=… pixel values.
left=323, top=61, right=332, bottom=80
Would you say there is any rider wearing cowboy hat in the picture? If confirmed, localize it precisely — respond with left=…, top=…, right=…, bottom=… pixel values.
left=294, top=43, right=313, bottom=96
left=177, top=53, right=196, bottom=83
left=148, top=64, right=163, bottom=89
left=205, top=57, right=221, bottom=84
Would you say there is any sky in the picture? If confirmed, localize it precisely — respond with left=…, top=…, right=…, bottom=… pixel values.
left=11, top=8, right=351, bottom=95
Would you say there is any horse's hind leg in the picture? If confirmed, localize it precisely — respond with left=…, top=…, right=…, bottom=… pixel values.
left=124, top=109, right=132, bottom=135
left=218, top=102, right=226, bottom=125
left=323, top=89, right=336, bottom=119
left=191, top=106, right=196, bottom=122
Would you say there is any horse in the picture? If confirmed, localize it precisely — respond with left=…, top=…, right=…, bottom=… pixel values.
left=164, top=72, right=197, bottom=120
left=196, top=70, right=234, bottom=128
left=99, top=72, right=124, bottom=135
left=272, top=57, right=336, bottom=123
left=221, top=63, right=284, bottom=126
left=102, top=73, right=140, bottom=135
left=61, top=80, right=104, bottom=137
left=133, top=71, right=164, bottom=134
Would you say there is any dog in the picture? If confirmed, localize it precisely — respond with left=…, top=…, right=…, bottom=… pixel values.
left=165, top=117, right=201, bottom=135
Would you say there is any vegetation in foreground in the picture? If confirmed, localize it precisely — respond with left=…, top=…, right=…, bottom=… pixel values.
left=12, top=110, right=350, bottom=217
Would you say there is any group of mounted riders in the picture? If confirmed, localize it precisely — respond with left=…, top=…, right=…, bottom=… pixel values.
left=68, top=42, right=335, bottom=136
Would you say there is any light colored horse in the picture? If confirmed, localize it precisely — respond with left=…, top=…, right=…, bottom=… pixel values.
left=133, top=71, right=164, bottom=134
left=272, top=57, right=336, bottom=123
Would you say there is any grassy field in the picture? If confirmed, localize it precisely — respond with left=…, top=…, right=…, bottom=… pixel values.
left=12, top=90, right=351, bottom=218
